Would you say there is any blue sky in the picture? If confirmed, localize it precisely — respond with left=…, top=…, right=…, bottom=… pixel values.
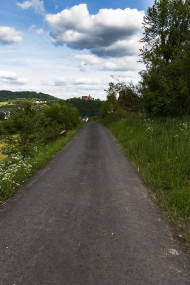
left=0, top=0, right=154, bottom=99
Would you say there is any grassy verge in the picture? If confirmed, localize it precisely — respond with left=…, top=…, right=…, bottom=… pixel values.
left=103, top=116, right=190, bottom=251
left=0, top=143, right=7, bottom=162
left=0, top=124, right=83, bottom=201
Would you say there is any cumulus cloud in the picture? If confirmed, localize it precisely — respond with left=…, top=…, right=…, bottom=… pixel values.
left=0, top=26, right=23, bottom=44
left=0, top=71, right=28, bottom=85
left=93, top=36, right=143, bottom=58
left=115, top=71, right=141, bottom=85
left=74, top=53, right=143, bottom=72
left=73, top=54, right=101, bottom=71
left=28, top=25, right=44, bottom=35
left=48, top=77, right=103, bottom=87
left=73, top=54, right=101, bottom=65
left=44, top=77, right=105, bottom=90
left=45, top=4, right=144, bottom=57
left=16, top=0, right=45, bottom=15
left=100, top=56, right=144, bottom=71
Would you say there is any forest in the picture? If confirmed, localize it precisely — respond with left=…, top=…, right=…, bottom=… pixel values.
left=66, top=98, right=103, bottom=117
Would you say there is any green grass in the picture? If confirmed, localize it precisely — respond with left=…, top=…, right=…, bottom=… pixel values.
left=0, top=102, right=8, bottom=106
left=0, top=124, right=83, bottom=201
left=0, top=98, right=46, bottom=110
left=103, top=116, right=190, bottom=250
left=0, top=99, right=36, bottom=105
left=0, top=143, right=7, bottom=162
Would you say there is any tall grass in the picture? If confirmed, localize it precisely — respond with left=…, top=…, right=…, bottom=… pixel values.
left=0, top=125, right=82, bottom=201
left=104, top=116, right=190, bottom=246
left=0, top=143, right=7, bottom=162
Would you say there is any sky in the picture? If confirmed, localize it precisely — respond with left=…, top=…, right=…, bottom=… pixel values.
left=0, top=0, right=154, bottom=100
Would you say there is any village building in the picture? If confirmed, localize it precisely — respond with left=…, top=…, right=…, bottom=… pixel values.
left=82, top=96, right=92, bottom=100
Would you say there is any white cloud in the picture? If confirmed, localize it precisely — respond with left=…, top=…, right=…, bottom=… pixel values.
left=73, top=54, right=101, bottom=71
left=74, top=53, right=143, bottom=72
left=101, top=56, right=143, bottom=71
left=28, top=25, right=44, bottom=35
left=16, top=1, right=32, bottom=9
left=0, top=26, right=23, bottom=44
left=94, top=35, right=143, bottom=58
left=16, top=0, right=45, bottom=15
left=43, top=76, right=109, bottom=99
left=0, top=71, right=28, bottom=85
left=48, top=77, right=103, bottom=87
left=45, top=4, right=145, bottom=57
left=73, top=54, right=101, bottom=65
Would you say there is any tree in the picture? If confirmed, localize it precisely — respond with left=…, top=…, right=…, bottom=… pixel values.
left=101, top=82, right=127, bottom=120
left=140, top=0, right=190, bottom=116
left=118, top=83, right=142, bottom=112
left=103, top=81, right=142, bottom=115
left=141, top=0, right=189, bottom=66
left=66, top=98, right=103, bottom=118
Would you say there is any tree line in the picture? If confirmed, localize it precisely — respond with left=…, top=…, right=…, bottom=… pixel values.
left=101, top=0, right=190, bottom=119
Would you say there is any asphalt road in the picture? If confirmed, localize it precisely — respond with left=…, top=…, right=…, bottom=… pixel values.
left=0, top=123, right=190, bottom=285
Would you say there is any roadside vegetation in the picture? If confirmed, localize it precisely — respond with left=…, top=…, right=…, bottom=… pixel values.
left=0, top=90, right=102, bottom=201
left=104, top=116, right=190, bottom=247
left=0, top=100, right=82, bottom=201
left=0, top=128, right=81, bottom=201
left=0, top=142, right=7, bottom=162
left=101, top=0, right=190, bottom=250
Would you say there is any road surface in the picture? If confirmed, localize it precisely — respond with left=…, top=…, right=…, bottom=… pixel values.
left=0, top=123, right=190, bottom=285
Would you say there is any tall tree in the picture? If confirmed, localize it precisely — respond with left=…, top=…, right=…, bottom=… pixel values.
left=140, top=0, right=190, bottom=116
left=101, top=82, right=128, bottom=120
left=141, top=0, right=189, bottom=66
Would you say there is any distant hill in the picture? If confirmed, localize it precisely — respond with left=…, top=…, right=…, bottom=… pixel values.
left=0, top=90, right=57, bottom=102
left=0, top=91, right=104, bottom=117
left=66, top=98, right=103, bottom=117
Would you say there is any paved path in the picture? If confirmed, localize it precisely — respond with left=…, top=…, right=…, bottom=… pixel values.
left=0, top=123, right=190, bottom=285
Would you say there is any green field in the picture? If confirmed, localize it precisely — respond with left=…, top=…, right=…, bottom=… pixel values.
left=0, top=102, right=12, bottom=111
left=0, top=98, right=39, bottom=106
left=0, top=102, right=9, bottom=106
left=0, top=98, right=47, bottom=112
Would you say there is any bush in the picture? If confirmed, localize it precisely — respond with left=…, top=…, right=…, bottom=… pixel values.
left=0, top=112, right=5, bottom=121
left=1, top=101, right=80, bottom=157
